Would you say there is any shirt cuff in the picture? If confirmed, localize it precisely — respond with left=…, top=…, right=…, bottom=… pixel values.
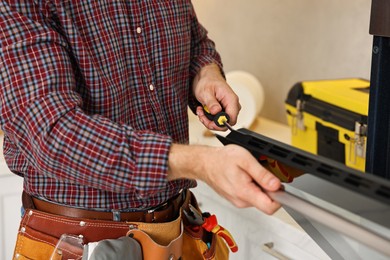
left=129, top=130, right=173, bottom=197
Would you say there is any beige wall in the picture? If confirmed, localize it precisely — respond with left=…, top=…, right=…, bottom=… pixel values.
left=193, top=0, right=373, bottom=124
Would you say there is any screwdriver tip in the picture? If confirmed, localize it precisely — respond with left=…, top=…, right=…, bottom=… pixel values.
left=224, top=122, right=234, bottom=131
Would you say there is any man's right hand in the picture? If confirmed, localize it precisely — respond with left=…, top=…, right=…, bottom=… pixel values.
left=167, top=143, right=282, bottom=215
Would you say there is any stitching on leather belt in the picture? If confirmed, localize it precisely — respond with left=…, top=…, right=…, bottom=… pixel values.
left=23, top=191, right=187, bottom=223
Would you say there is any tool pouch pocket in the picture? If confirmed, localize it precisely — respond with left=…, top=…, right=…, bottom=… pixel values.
left=181, top=193, right=229, bottom=260
left=13, top=225, right=83, bottom=260
left=182, top=224, right=229, bottom=260
left=124, top=212, right=184, bottom=260
left=126, top=222, right=183, bottom=260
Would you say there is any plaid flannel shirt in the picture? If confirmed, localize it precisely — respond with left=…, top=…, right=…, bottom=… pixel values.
left=0, top=0, right=223, bottom=210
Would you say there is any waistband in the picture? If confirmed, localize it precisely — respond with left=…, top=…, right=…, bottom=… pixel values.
left=22, top=190, right=188, bottom=223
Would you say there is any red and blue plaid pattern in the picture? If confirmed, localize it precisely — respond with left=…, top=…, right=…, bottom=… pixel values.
left=0, top=0, right=222, bottom=210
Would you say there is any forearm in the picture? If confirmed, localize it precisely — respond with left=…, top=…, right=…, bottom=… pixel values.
left=167, top=143, right=215, bottom=182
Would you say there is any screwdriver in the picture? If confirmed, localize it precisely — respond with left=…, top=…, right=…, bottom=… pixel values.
left=202, top=105, right=234, bottom=131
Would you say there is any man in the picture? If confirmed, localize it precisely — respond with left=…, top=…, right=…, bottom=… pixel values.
left=0, top=0, right=281, bottom=259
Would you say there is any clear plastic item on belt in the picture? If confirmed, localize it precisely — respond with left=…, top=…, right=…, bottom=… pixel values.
left=50, top=234, right=84, bottom=260
left=49, top=233, right=143, bottom=260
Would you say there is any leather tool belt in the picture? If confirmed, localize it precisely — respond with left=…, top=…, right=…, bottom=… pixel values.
left=22, top=190, right=185, bottom=223
left=15, top=190, right=192, bottom=260
left=14, top=190, right=231, bottom=260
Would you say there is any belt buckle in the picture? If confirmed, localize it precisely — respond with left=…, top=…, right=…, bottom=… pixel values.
left=112, top=210, right=121, bottom=221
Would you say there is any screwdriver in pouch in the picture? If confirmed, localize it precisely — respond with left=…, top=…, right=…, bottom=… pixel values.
left=202, top=105, right=234, bottom=131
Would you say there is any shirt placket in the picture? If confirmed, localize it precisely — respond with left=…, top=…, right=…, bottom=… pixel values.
left=132, top=2, right=167, bottom=134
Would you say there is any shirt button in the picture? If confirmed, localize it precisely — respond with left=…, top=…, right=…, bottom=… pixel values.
left=149, top=84, right=154, bottom=91
left=136, top=27, right=142, bottom=34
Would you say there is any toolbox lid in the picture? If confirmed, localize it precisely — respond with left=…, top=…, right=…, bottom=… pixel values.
left=286, top=79, right=369, bottom=130
left=298, top=79, right=369, bottom=116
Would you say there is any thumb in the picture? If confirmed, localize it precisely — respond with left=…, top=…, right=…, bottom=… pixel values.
left=202, top=96, right=223, bottom=115
left=253, top=165, right=281, bottom=192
